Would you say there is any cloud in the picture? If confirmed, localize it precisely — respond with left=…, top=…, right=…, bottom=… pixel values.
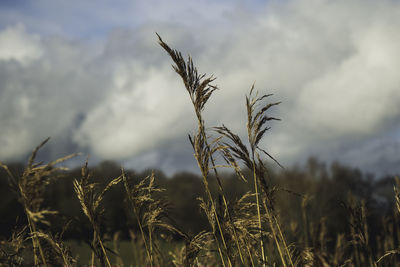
left=1, top=0, right=400, bottom=175
left=0, top=24, right=43, bottom=64
left=297, top=18, right=400, bottom=138
left=0, top=25, right=110, bottom=160
left=73, top=66, right=193, bottom=158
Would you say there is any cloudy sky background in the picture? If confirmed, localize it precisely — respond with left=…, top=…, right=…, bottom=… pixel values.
left=1, top=0, right=400, bottom=176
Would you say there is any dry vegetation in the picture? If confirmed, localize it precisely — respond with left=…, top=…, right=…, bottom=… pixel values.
left=0, top=35, right=400, bottom=266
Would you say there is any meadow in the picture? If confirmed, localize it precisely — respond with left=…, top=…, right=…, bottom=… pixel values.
left=0, top=35, right=400, bottom=266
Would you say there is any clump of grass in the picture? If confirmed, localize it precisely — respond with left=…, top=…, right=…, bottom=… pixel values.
left=123, top=169, right=184, bottom=267
left=227, top=191, right=264, bottom=266
left=169, top=229, right=215, bottom=266
left=0, top=137, right=77, bottom=267
left=342, top=194, right=376, bottom=266
left=376, top=177, right=400, bottom=265
left=33, top=230, right=77, bottom=266
left=0, top=226, right=26, bottom=266
left=214, top=85, right=293, bottom=267
left=73, top=159, right=122, bottom=267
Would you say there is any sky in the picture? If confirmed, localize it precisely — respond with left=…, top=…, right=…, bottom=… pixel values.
left=1, top=0, right=400, bottom=176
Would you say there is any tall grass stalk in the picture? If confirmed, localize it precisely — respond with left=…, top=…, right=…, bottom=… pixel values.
left=158, top=33, right=246, bottom=266
left=214, top=85, right=294, bottom=266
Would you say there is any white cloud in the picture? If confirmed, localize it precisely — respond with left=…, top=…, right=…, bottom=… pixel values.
left=0, top=24, right=43, bottom=64
left=73, top=66, right=194, bottom=158
left=0, top=26, right=109, bottom=160
left=297, top=16, right=400, bottom=138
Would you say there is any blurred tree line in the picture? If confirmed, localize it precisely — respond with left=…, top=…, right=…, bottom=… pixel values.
left=0, top=158, right=398, bottom=250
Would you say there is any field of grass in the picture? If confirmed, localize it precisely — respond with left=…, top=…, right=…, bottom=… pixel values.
left=66, top=240, right=182, bottom=266
left=1, top=35, right=400, bottom=266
